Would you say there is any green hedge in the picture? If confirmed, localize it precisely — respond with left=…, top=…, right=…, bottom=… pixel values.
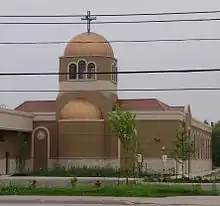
left=13, top=165, right=168, bottom=177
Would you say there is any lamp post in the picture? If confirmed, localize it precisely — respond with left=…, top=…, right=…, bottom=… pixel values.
left=161, top=146, right=167, bottom=179
left=187, top=127, right=191, bottom=176
left=137, top=153, right=143, bottom=178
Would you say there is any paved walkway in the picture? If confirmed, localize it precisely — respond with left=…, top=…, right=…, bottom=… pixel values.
left=0, top=196, right=219, bottom=205
left=171, top=168, right=220, bottom=179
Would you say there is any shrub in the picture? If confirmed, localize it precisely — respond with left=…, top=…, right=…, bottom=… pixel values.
left=12, top=165, right=143, bottom=177
left=28, top=180, right=37, bottom=188
left=94, top=180, right=101, bottom=187
left=70, top=177, right=77, bottom=187
left=13, top=165, right=120, bottom=177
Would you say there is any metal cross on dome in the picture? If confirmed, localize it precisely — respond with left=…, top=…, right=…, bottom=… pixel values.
left=81, top=10, right=96, bottom=33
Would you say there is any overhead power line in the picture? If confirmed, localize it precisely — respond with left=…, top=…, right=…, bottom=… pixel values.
left=1, top=38, right=220, bottom=45
left=1, top=10, right=220, bottom=18
left=1, top=68, right=220, bottom=76
left=0, top=88, right=220, bottom=93
left=2, top=17, right=220, bottom=25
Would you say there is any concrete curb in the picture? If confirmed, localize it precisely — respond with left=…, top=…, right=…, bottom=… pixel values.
left=0, top=196, right=220, bottom=205
left=0, top=196, right=132, bottom=205
left=0, top=200, right=127, bottom=205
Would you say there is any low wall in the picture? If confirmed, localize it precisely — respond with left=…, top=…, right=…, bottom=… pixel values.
left=0, top=159, right=34, bottom=175
left=0, top=159, right=17, bottom=175
left=0, top=157, right=212, bottom=175
left=57, top=158, right=119, bottom=169
left=143, top=158, right=176, bottom=173
left=142, top=158, right=212, bottom=175
left=190, top=159, right=212, bottom=173
left=22, top=158, right=120, bottom=172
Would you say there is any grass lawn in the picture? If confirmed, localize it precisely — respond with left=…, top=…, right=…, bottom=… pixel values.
left=0, top=184, right=219, bottom=197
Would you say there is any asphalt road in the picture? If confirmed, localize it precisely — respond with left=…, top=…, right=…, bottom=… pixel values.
left=0, top=205, right=124, bottom=206
left=0, top=204, right=210, bottom=206
left=0, top=205, right=150, bottom=206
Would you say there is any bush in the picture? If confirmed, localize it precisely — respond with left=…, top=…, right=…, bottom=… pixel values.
left=12, top=165, right=175, bottom=178
left=12, top=165, right=132, bottom=177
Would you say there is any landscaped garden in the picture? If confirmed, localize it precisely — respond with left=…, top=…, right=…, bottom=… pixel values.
left=12, top=164, right=220, bottom=184
left=0, top=183, right=218, bottom=197
left=12, top=165, right=172, bottom=178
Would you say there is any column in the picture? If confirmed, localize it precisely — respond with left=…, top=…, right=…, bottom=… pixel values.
left=193, top=133, right=196, bottom=159
left=208, top=138, right=211, bottom=159
left=203, top=136, right=205, bottom=159
left=201, top=135, right=203, bottom=159
left=207, top=138, right=209, bottom=159
left=197, top=135, right=199, bottom=159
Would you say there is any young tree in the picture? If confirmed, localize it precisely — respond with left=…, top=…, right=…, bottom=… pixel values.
left=170, top=121, right=195, bottom=177
left=15, top=132, right=28, bottom=173
left=108, top=104, right=138, bottom=183
left=211, top=121, right=220, bottom=167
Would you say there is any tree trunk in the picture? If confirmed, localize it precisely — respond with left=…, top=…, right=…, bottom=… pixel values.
left=125, top=147, right=129, bottom=184
left=181, top=161, right=184, bottom=178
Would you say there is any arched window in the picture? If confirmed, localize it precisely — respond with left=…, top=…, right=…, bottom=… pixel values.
left=68, top=63, right=77, bottom=80
left=78, top=60, right=86, bottom=80
left=87, top=62, right=96, bottom=80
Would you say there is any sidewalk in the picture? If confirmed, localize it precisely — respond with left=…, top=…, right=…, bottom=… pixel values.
left=171, top=168, right=220, bottom=179
left=0, top=196, right=219, bottom=205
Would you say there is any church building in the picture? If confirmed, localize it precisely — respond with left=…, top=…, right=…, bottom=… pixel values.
left=0, top=30, right=212, bottom=175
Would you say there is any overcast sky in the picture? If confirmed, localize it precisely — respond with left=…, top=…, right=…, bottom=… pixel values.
left=0, top=0, right=220, bottom=122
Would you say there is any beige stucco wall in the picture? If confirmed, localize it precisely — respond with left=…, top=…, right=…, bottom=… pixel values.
left=0, top=109, right=33, bottom=131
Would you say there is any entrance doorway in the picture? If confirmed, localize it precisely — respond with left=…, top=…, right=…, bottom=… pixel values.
left=32, top=127, right=50, bottom=171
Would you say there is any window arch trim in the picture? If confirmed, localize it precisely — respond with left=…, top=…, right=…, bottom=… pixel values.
left=77, top=59, right=87, bottom=80
left=87, top=61, right=97, bottom=80
left=67, top=61, right=77, bottom=81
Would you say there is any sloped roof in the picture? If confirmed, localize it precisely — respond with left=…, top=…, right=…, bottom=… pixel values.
left=15, top=98, right=174, bottom=113
left=15, top=100, right=56, bottom=113
left=118, top=98, right=170, bottom=111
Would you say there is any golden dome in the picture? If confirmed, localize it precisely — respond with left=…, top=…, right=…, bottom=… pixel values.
left=64, top=32, right=114, bottom=58
left=60, top=99, right=102, bottom=120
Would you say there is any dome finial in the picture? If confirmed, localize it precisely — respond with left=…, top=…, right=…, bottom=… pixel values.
left=81, top=10, right=97, bottom=33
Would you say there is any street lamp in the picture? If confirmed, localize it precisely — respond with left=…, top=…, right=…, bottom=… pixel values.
left=162, top=146, right=166, bottom=152
left=137, top=153, right=143, bottom=178
left=161, top=146, right=167, bottom=178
